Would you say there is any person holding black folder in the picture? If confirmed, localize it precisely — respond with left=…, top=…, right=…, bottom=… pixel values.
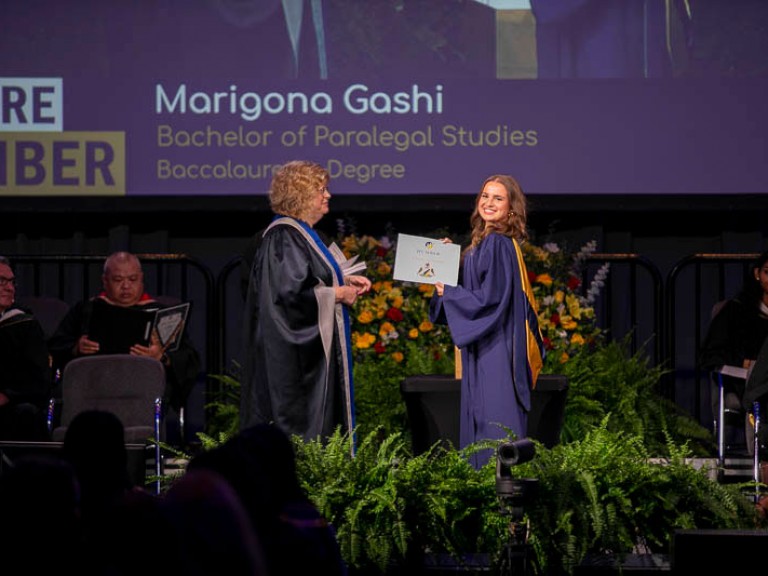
left=48, top=252, right=200, bottom=417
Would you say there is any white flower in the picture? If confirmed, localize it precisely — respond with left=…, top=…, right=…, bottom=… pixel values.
left=584, top=263, right=610, bottom=305
left=542, top=242, right=560, bottom=253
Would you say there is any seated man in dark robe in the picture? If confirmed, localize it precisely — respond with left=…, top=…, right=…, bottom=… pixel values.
left=0, top=256, right=53, bottom=441
left=48, top=251, right=200, bottom=421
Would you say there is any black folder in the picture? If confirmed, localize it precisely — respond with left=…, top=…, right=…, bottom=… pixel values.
left=87, top=298, right=159, bottom=354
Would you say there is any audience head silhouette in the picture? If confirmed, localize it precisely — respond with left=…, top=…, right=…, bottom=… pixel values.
left=164, top=467, right=269, bottom=576
left=0, top=453, right=84, bottom=573
left=187, top=423, right=347, bottom=576
left=62, top=409, right=132, bottom=511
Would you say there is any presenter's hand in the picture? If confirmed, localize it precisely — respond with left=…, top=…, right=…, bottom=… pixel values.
left=435, top=281, right=445, bottom=296
left=347, top=274, right=372, bottom=295
left=336, top=285, right=360, bottom=306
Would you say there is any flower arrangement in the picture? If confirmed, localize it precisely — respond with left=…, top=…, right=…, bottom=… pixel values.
left=337, top=228, right=608, bottom=373
left=337, top=231, right=454, bottom=373
left=521, top=239, right=609, bottom=369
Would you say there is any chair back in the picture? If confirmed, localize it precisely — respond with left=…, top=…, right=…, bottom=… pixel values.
left=51, top=354, right=165, bottom=444
left=15, top=295, right=70, bottom=340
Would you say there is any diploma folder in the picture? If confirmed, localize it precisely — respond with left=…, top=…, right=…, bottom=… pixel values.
left=87, top=298, right=191, bottom=354
left=392, top=233, right=461, bottom=286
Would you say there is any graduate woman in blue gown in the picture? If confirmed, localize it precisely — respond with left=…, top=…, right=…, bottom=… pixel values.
left=430, top=174, right=545, bottom=468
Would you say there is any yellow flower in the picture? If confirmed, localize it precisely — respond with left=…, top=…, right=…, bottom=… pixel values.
left=379, top=322, right=395, bottom=337
left=353, top=332, right=376, bottom=349
left=566, top=293, right=582, bottom=319
left=419, top=320, right=433, bottom=333
left=392, top=295, right=404, bottom=308
left=377, top=262, right=392, bottom=276
left=559, top=352, right=570, bottom=364
left=357, top=310, right=374, bottom=324
left=408, top=328, right=419, bottom=339
left=570, top=333, right=585, bottom=346
left=418, top=283, right=435, bottom=296
left=341, top=236, right=359, bottom=253
left=364, top=235, right=380, bottom=249
left=536, top=273, right=553, bottom=287
left=392, top=351, right=404, bottom=363
left=554, top=290, right=565, bottom=304
left=560, top=315, right=578, bottom=331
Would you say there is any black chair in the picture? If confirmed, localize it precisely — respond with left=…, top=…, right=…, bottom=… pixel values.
left=50, top=354, right=166, bottom=493
left=14, top=295, right=69, bottom=340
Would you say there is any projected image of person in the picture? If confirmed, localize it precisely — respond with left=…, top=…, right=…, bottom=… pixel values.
left=430, top=174, right=545, bottom=468
left=240, top=160, right=371, bottom=444
left=530, top=0, right=693, bottom=78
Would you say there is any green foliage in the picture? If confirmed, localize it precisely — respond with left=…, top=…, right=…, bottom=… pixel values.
left=512, top=422, right=763, bottom=574
left=204, top=370, right=242, bottom=440
left=292, top=425, right=766, bottom=576
left=294, top=427, right=502, bottom=574
left=550, top=337, right=714, bottom=455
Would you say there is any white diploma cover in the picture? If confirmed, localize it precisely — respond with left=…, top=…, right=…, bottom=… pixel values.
left=392, top=233, right=461, bottom=286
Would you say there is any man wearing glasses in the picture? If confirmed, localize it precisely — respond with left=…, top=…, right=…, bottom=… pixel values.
left=0, top=256, right=52, bottom=441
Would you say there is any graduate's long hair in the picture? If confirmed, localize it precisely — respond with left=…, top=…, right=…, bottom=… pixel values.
left=466, top=174, right=528, bottom=254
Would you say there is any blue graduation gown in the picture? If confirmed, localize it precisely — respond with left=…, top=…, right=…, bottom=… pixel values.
left=430, top=234, right=543, bottom=465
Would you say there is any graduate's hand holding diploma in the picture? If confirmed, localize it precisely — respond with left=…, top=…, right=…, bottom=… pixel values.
left=433, top=237, right=453, bottom=296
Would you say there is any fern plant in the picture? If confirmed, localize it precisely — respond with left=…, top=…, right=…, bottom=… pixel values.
left=513, top=420, right=763, bottom=575
left=552, top=337, right=714, bottom=455
left=291, top=423, right=765, bottom=576
left=294, top=427, right=503, bottom=574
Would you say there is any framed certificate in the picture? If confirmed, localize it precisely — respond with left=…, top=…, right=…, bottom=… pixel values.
left=153, top=302, right=191, bottom=352
left=392, top=233, right=461, bottom=286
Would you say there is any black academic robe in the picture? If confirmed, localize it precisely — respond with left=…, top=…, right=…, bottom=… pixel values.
left=47, top=297, right=200, bottom=413
left=0, top=308, right=52, bottom=440
left=699, top=297, right=768, bottom=418
left=240, top=217, right=354, bottom=443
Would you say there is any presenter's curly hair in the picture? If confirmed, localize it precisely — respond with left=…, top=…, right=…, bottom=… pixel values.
left=269, top=160, right=330, bottom=221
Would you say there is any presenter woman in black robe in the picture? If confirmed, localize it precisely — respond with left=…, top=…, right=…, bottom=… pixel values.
left=240, top=160, right=371, bottom=446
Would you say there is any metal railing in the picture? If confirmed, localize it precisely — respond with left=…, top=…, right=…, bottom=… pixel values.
left=584, top=253, right=664, bottom=367
left=10, top=251, right=759, bottom=432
